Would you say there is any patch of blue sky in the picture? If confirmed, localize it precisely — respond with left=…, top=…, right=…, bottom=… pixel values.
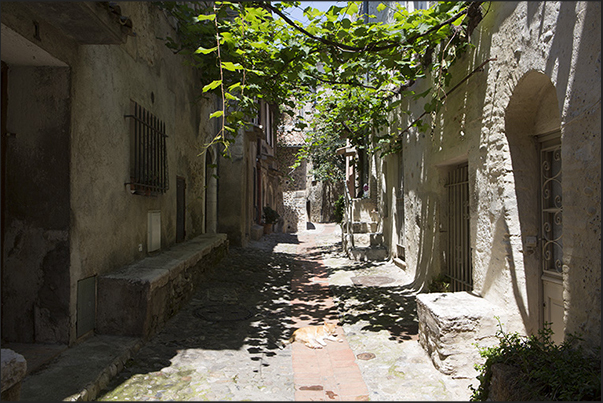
left=281, top=1, right=351, bottom=26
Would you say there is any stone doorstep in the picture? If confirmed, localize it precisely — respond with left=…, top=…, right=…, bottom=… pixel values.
left=96, top=234, right=228, bottom=339
left=416, top=292, right=504, bottom=379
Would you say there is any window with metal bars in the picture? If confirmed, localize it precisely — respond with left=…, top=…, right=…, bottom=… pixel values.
left=125, top=101, right=168, bottom=196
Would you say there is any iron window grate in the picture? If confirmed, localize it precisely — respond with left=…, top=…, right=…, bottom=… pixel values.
left=125, top=101, right=168, bottom=196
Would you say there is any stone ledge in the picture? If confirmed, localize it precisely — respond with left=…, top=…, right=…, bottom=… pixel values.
left=416, top=292, right=505, bottom=379
left=97, top=234, right=228, bottom=339
left=1, top=349, right=27, bottom=401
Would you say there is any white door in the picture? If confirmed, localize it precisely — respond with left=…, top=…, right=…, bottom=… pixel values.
left=539, top=132, right=564, bottom=344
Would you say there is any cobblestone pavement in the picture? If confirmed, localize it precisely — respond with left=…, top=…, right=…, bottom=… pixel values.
left=97, top=223, right=475, bottom=401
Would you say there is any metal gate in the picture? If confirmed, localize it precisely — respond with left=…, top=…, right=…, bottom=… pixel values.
left=446, top=163, right=472, bottom=292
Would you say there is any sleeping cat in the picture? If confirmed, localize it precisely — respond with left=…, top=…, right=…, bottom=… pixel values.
left=281, top=321, right=343, bottom=349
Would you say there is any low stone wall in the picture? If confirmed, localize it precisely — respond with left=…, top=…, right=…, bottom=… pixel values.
left=97, top=234, right=228, bottom=339
left=416, top=292, right=504, bottom=379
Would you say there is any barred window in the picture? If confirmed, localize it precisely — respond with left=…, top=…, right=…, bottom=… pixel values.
left=125, top=101, right=168, bottom=196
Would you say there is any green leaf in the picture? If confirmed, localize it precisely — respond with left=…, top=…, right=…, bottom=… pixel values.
left=210, top=110, right=224, bottom=119
left=347, top=2, right=359, bottom=15
left=224, top=92, right=239, bottom=101
left=452, top=14, right=465, bottom=26
left=195, top=46, right=217, bottom=54
left=377, top=3, right=387, bottom=12
left=195, top=14, right=216, bottom=21
left=221, top=62, right=244, bottom=71
left=228, top=82, right=243, bottom=92
left=202, top=80, right=222, bottom=92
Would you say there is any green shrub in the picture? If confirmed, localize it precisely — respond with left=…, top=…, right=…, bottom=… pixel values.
left=262, top=206, right=280, bottom=224
left=470, top=319, right=601, bottom=401
left=427, top=273, right=451, bottom=293
left=334, top=194, right=345, bottom=223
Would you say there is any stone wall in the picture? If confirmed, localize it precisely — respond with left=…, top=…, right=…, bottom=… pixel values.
left=279, top=145, right=307, bottom=232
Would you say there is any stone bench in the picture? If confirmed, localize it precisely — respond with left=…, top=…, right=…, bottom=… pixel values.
left=97, top=234, right=228, bottom=340
left=416, top=291, right=506, bottom=379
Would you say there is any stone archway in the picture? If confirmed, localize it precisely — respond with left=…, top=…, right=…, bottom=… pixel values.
left=504, top=70, right=563, bottom=340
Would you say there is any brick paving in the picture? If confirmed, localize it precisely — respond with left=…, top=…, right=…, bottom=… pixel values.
left=291, top=225, right=369, bottom=401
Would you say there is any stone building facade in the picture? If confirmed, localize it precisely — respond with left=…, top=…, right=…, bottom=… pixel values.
left=278, top=102, right=344, bottom=232
left=1, top=2, right=227, bottom=347
left=217, top=99, right=281, bottom=245
left=351, top=0, right=600, bottom=374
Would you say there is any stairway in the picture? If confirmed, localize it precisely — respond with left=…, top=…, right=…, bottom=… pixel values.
left=342, top=197, right=388, bottom=261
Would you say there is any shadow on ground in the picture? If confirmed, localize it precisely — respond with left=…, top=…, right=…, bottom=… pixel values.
left=319, top=240, right=420, bottom=343
left=98, top=231, right=342, bottom=398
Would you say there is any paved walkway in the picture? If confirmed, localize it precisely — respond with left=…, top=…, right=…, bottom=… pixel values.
left=291, top=225, right=369, bottom=401
left=15, top=223, right=475, bottom=401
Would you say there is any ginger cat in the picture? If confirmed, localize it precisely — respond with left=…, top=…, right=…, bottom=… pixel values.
left=281, top=321, right=343, bottom=349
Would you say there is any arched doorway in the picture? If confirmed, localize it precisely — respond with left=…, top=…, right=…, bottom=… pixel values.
left=505, top=71, right=563, bottom=342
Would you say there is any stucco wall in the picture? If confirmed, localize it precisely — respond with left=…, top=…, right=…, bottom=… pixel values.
left=378, top=1, right=600, bottom=346
left=217, top=128, right=257, bottom=247
left=2, top=66, right=72, bottom=343
left=2, top=2, right=217, bottom=344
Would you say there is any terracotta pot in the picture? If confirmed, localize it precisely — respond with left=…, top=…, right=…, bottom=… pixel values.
left=263, top=223, right=272, bottom=234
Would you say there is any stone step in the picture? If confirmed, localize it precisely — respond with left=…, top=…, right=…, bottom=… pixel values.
left=350, top=198, right=377, bottom=223
left=349, top=221, right=378, bottom=233
left=347, top=246, right=388, bottom=262
left=344, top=232, right=384, bottom=248
left=393, top=257, right=407, bottom=269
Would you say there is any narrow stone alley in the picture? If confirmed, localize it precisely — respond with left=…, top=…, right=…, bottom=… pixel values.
left=95, top=223, right=473, bottom=401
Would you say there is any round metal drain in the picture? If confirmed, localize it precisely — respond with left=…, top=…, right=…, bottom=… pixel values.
left=356, top=352, right=376, bottom=360
left=193, top=304, right=254, bottom=322
left=351, top=276, right=394, bottom=287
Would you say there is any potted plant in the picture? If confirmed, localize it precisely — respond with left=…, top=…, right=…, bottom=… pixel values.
left=262, top=206, right=280, bottom=234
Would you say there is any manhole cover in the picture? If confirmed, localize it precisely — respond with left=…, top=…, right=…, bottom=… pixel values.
left=356, top=352, right=376, bottom=360
left=193, top=305, right=254, bottom=322
left=351, top=276, right=394, bottom=286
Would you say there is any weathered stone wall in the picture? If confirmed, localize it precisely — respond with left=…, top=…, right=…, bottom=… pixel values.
left=279, top=145, right=307, bottom=232
left=377, top=1, right=600, bottom=349
left=277, top=144, right=345, bottom=231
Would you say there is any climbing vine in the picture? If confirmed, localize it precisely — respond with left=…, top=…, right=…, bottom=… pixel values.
left=157, top=1, right=486, bottom=161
